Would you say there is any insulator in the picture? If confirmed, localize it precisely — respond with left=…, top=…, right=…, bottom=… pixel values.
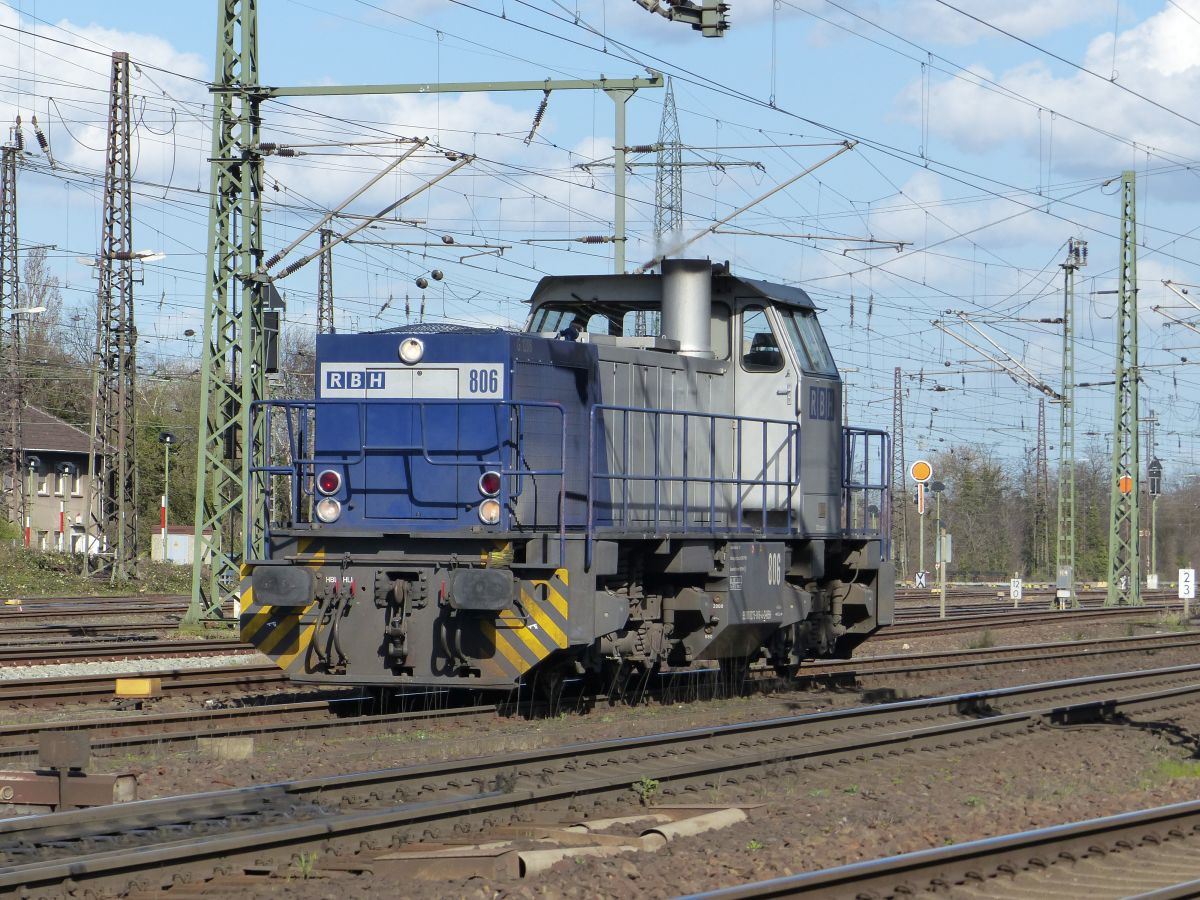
left=259, top=142, right=278, bottom=153
left=627, top=144, right=657, bottom=154
left=277, top=260, right=303, bottom=279
left=415, top=276, right=429, bottom=290
left=31, top=116, right=49, bottom=155
left=441, top=235, right=455, bottom=244
left=264, top=252, right=284, bottom=270
left=444, top=151, right=460, bottom=161
left=276, top=148, right=298, bottom=157
left=431, top=270, right=443, bottom=281
left=524, top=90, right=551, bottom=146
left=577, top=235, right=613, bottom=244
left=13, top=115, right=23, bottom=151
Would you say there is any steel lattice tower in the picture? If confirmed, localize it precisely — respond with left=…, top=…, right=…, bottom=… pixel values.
left=654, top=77, right=683, bottom=248
left=1056, top=239, right=1084, bottom=608
left=637, top=77, right=683, bottom=336
left=86, top=52, right=139, bottom=578
left=1033, top=397, right=1049, bottom=578
left=891, top=366, right=908, bottom=579
left=0, top=145, right=21, bottom=528
left=316, top=227, right=334, bottom=334
left=189, top=0, right=265, bottom=622
left=1107, top=172, right=1140, bottom=606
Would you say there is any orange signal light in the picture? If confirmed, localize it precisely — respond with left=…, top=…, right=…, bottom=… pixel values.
left=909, top=459, right=933, bottom=483
left=1118, top=474, right=1133, bottom=495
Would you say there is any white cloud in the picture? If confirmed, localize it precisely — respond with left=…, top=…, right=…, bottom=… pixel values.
left=894, top=4, right=1200, bottom=183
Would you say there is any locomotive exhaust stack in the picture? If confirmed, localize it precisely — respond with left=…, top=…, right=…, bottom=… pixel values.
left=239, top=263, right=894, bottom=689
left=661, top=257, right=714, bottom=358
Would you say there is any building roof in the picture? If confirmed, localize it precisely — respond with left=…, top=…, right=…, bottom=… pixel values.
left=4, top=405, right=94, bottom=455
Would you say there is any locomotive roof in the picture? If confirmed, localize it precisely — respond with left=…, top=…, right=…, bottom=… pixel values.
left=529, top=270, right=817, bottom=311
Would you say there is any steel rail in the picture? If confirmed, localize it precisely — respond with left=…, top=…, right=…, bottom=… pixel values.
left=0, top=664, right=287, bottom=706
left=682, top=799, right=1200, bottom=898
left=4, top=663, right=1200, bottom=892
left=0, top=638, right=249, bottom=665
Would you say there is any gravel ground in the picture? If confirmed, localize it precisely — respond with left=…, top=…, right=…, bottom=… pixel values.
left=0, top=652, right=259, bottom=680
left=12, top=616, right=1200, bottom=897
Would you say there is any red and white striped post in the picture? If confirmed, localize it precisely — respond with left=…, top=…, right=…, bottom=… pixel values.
left=58, top=500, right=65, bottom=552
left=160, top=494, right=167, bottom=557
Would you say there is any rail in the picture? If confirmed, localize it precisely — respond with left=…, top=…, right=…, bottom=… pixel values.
left=251, top=398, right=568, bottom=559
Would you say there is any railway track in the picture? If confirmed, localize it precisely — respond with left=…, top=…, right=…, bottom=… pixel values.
left=4, top=662, right=1200, bottom=894
left=881, top=603, right=1183, bottom=637
left=0, top=663, right=288, bottom=707
left=688, top=798, right=1200, bottom=898
left=0, top=630, right=1194, bottom=762
left=0, top=638, right=250, bottom=666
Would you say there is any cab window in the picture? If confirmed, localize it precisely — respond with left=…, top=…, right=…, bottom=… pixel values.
left=780, top=308, right=837, bottom=375
left=740, top=306, right=782, bottom=372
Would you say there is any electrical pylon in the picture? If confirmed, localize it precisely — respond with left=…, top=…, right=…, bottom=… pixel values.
left=0, top=145, right=21, bottom=528
left=1033, top=397, right=1048, bottom=578
left=1107, top=172, right=1140, bottom=606
left=86, top=52, right=139, bottom=579
left=637, top=77, right=684, bottom=337
left=189, top=0, right=265, bottom=622
left=891, top=366, right=908, bottom=579
left=1056, top=238, right=1084, bottom=608
left=317, top=227, right=334, bottom=334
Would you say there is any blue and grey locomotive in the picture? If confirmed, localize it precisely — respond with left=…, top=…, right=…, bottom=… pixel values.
left=241, top=259, right=894, bottom=689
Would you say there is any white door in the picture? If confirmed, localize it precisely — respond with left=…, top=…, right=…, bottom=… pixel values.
left=733, top=304, right=798, bottom=514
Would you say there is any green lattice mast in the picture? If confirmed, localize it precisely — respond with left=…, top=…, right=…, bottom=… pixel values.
left=1106, top=172, right=1140, bottom=607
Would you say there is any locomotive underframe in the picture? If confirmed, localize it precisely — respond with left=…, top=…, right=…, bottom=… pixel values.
left=242, top=530, right=893, bottom=688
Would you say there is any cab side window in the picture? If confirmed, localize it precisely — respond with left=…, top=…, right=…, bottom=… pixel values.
left=740, top=306, right=782, bottom=372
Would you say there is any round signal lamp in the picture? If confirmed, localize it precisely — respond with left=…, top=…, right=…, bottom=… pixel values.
left=909, top=459, right=933, bottom=483
left=478, top=471, right=501, bottom=496
left=315, top=497, right=342, bottom=523
left=398, top=337, right=424, bottom=365
left=478, top=498, right=501, bottom=525
left=317, top=469, right=342, bottom=495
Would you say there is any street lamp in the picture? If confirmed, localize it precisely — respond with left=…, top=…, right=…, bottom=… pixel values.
left=928, top=480, right=948, bottom=618
left=158, top=431, right=176, bottom=560
left=54, top=461, right=76, bottom=552
left=24, top=455, right=41, bottom=548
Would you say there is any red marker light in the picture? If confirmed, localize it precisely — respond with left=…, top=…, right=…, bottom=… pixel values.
left=478, top=471, right=501, bottom=496
left=317, top=469, right=341, bottom=495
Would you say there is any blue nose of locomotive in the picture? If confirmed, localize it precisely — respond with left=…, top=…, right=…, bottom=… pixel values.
left=305, top=327, right=598, bottom=533
left=311, top=329, right=510, bottom=529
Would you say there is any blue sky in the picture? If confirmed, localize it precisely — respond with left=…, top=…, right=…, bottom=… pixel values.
left=3, top=0, right=1200, bottom=487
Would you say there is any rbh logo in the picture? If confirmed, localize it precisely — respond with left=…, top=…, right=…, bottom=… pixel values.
left=326, top=369, right=386, bottom=390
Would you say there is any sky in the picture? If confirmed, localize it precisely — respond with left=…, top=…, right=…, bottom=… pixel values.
left=3, top=0, right=1200, bottom=489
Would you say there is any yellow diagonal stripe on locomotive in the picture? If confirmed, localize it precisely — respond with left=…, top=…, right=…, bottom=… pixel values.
left=275, top=621, right=317, bottom=672
left=257, top=603, right=317, bottom=658
left=482, top=616, right=535, bottom=676
left=498, top=607, right=557, bottom=661
left=519, top=586, right=567, bottom=648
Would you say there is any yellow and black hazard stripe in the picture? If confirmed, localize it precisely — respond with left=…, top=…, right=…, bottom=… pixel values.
left=481, top=568, right=570, bottom=680
left=239, top=540, right=324, bottom=674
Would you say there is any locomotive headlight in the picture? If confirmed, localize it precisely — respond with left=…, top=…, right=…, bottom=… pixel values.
left=316, top=469, right=341, bottom=495
left=398, top=337, right=424, bottom=365
left=315, top=497, right=342, bottom=523
left=478, top=471, right=501, bottom=496
left=478, top=498, right=501, bottom=525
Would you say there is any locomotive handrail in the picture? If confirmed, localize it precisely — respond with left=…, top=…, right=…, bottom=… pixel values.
left=251, top=398, right=568, bottom=561
left=842, top=426, right=891, bottom=560
left=585, top=403, right=802, bottom=569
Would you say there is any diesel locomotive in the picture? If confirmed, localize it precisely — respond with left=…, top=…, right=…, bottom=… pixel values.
left=241, top=259, right=894, bottom=690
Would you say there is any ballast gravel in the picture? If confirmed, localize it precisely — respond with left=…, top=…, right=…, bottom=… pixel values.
left=0, top=653, right=257, bottom=680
